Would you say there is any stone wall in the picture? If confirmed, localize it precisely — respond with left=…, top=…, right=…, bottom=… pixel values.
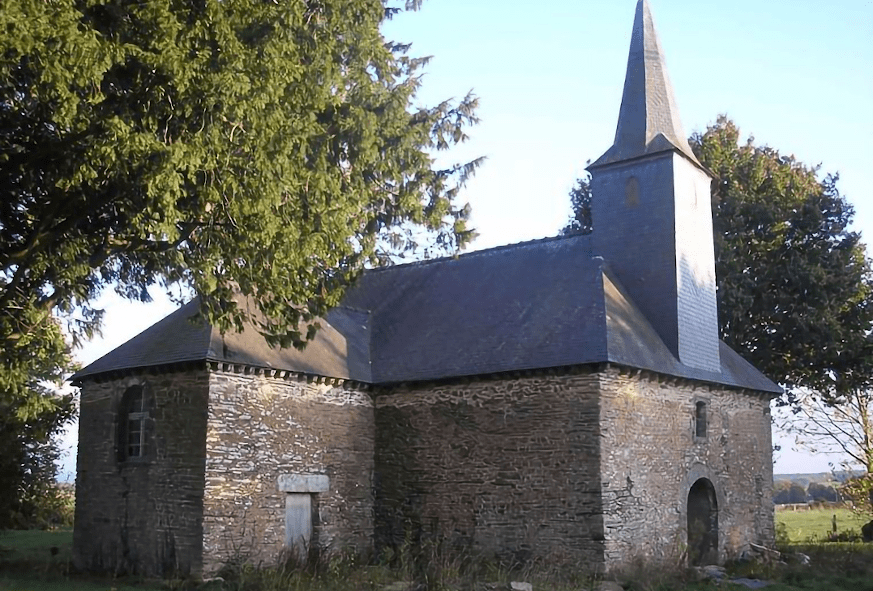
left=202, top=371, right=374, bottom=573
left=597, top=367, right=774, bottom=567
left=74, top=362, right=774, bottom=577
left=73, top=370, right=210, bottom=576
left=374, top=371, right=605, bottom=568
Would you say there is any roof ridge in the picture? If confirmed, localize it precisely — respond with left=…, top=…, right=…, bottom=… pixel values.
left=330, top=304, right=371, bottom=314
left=366, top=232, right=592, bottom=274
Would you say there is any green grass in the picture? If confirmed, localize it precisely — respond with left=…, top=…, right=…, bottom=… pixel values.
left=740, top=542, right=873, bottom=591
left=0, top=529, right=163, bottom=591
left=0, top=574, right=163, bottom=591
left=776, top=507, right=870, bottom=542
left=0, top=529, right=73, bottom=563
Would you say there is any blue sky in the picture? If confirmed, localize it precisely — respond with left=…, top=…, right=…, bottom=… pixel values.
left=58, top=0, right=873, bottom=479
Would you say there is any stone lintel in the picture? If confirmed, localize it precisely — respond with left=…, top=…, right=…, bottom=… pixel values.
left=278, top=473, right=330, bottom=493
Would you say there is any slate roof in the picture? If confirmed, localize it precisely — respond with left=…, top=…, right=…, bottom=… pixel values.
left=589, top=0, right=704, bottom=171
left=72, top=299, right=371, bottom=382
left=72, top=233, right=781, bottom=394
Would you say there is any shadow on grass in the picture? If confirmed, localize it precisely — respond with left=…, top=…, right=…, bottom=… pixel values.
left=0, top=528, right=164, bottom=591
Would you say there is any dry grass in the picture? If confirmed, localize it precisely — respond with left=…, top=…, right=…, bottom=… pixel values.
left=2, top=527, right=873, bottom=591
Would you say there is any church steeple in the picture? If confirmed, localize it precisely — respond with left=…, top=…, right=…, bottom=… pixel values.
left=589, top=0, right=702, bottom=170
left=587, top=0, right=721, bottom=373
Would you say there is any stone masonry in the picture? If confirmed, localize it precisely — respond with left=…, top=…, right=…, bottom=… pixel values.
left=74, top=367, right=374, bottom=577
left=598, top=366, right=774, bottom=564
left=74, top=370, right=210, bottom=576
left=374, top=366, right=774, bottom=571
left=375, top=370, right=606, bottom=568
left=202, top=369, right=373, bottom=573
left=75, top=361, right=774, bottom=577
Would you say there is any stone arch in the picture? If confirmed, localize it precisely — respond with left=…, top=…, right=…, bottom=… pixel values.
left=679, top=465, right=725, bottom=565
left=687, top=478, right=718, bottom=565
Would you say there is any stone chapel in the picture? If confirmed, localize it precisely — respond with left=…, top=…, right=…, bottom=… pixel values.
left=72, top=0, right=781, bottom=577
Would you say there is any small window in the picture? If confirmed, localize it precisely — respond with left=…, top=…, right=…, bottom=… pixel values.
left=118, top=386, right=149, bottom=462
left=695, top=401, right=708, bottom=439
left=625, top=176, right=640, bottom=207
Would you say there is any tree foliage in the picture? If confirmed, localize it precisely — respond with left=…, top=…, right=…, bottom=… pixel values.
left=772, top=481, right=810, bottom=505
left=0, top=301, right=74, bottom=528
left=807, top=481, right=838, bottom=503
left=779, top=388, right=873, bottom=515
left=1, top=0, right=480, bottom=348
left=561, top=176, right=592, bottom=236
left=690, top=117, right=873, bottom=399
left=0, top=0, right=479, bottom=525
left=563, top=116, right=873, bottom=399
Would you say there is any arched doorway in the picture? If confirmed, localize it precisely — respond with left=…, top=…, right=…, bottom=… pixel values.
left=687, top=478, right=718, bottom=565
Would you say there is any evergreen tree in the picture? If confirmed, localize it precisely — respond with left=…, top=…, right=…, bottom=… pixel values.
left=1, top=0, right=480, bottom=524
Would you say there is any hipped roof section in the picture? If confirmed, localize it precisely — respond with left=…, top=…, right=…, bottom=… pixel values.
left=72, top=234, right=781, bottom=394
left=71, top=298, right=371, bottom=383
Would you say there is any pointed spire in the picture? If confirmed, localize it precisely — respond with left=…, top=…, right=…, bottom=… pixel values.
left=589, top=0, right=702, bottom=170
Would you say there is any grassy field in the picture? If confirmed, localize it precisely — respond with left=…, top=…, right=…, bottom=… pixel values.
left=2, top=519, right=873, bottom=591
left=776, top=507, right=870, bottom=542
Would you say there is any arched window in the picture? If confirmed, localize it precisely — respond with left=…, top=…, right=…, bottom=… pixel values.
left=695, top=401, right=708, bottom=439
left=118, top=385, right=149, bottom=462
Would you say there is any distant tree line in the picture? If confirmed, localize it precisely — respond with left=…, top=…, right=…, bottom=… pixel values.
left=773, top=480, right=840, bottom=504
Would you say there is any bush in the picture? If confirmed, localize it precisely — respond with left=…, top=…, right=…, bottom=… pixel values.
left=826, top=528, right=862, bottom=543
left=7, top=483, right=74, bottom=530
left=775, top=521, right=791, bottom=545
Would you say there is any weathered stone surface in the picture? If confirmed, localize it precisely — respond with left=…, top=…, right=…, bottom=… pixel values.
left=373, top=367, right=774, bottom=571
left=598, top=367, right=774, bottom=567
left=374, top=371, right=606, bottom=568
left=74, top=362, right=774, bottom=577
left=201, top=371, right=374, bottom=573
left=73, top=371, right=210, bottom=576
left=278, top=474, right=330, bottom=493
left=74, top=368, right=375, bottom=577
left=696, top=565, right=726, bottom=580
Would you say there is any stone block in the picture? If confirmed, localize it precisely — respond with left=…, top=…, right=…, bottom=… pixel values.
left=278, top=474, right=330, bottom=493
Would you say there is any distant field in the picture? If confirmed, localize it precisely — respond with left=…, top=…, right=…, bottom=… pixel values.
left=776, top=507, right=870, bottom=542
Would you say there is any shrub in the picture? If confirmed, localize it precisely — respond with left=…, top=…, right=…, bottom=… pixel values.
left=827, top=528, right=862, bottom=543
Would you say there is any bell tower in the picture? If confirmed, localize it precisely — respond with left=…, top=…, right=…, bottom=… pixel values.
left=588, top=0, right=720, bottom=372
